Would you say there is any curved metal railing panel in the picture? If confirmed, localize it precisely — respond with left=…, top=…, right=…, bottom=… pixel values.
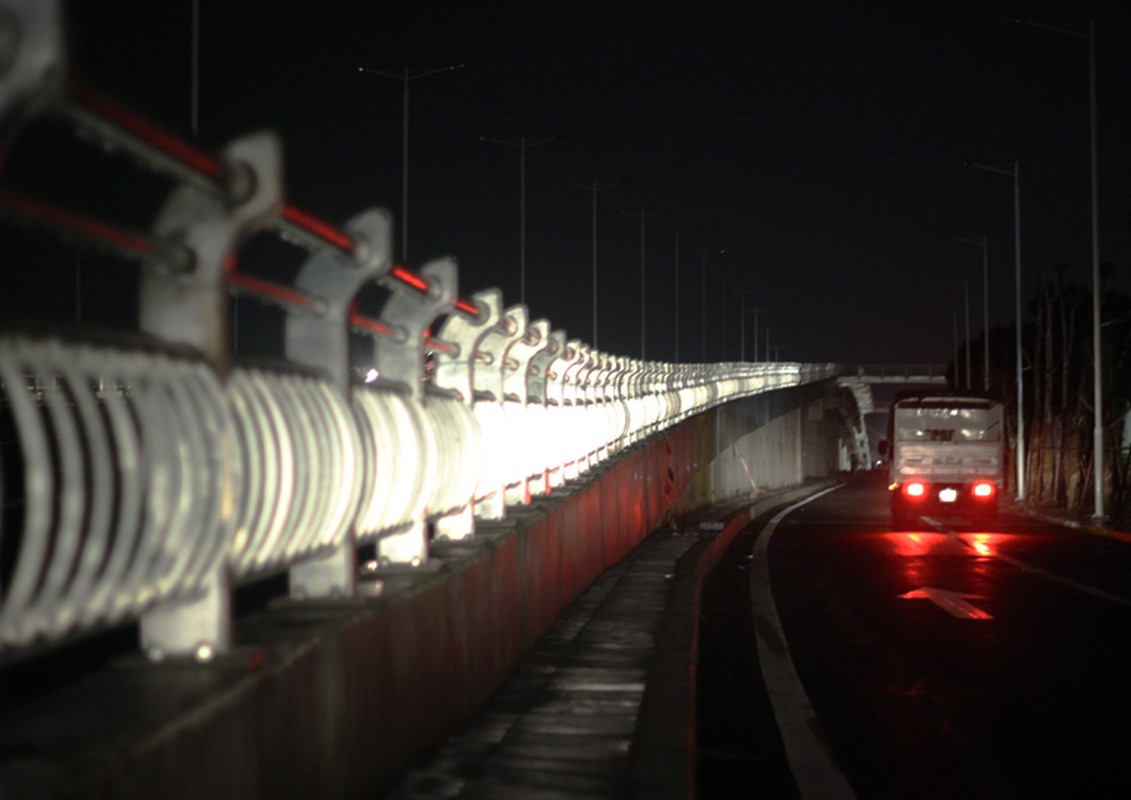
left=227, top=369, right=364, bottom=578
left=0, top=337, right=231, bottom=650
left=352, top=387, right=437, bottom=537
left=424, top=393, right=483, bottom=518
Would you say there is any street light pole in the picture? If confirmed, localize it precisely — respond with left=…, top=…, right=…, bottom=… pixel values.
left=982, top=236, right=990, bottom=391
left=698, top=245, right=726, bottom=362
left=700, top=248, right=707, bottom=361
left=963, top=278, right=972, bottom=389
left=952, top=310, right=959, bottom=382
left=480, top=135, right=556, bottom=306
left=948, top=234, right=991, bottom=391
left=720, top=270, right=729, bottom=361
left=1007, top=16, right=1103, bottom=516
left=671, top=232, right=681, bottom=362
left=941, top=279, right=971, bottom=389
left=752, top=309, right=764, bottom=364
left=568, top=180, right=623, bottom=347
left=964, top=160, right=1024, bottom=501
left=740, top=293, right=765, bottom=362
left=1089, top=20, right=1104, bottom=519
left=358, top=63, right=464, bottom=263
left=623, top=210, right=663, bottom=359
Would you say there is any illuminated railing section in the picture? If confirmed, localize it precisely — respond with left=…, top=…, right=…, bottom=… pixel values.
left=226, top=368, right=365, bottom=578
left=0, top=342, right=838, bottom=657
left=0, top=0, right=844, bottom=662
left=0, top=338, right=232, bottom=652
left=351, top=388, right=439, bottom=537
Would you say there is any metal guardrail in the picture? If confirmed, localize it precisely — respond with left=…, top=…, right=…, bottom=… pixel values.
left=0, top=338, right=840, bottom=660
left=0, top=1, right=843, bottom=662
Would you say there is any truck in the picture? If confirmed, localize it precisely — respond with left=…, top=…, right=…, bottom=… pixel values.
left=882, top=392, right=1005, bottom=528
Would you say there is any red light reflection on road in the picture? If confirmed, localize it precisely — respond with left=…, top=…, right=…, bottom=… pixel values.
left=883, top=531, right=1012, bottom=558
left=883, top=532, right=1011, bottom=613
left=956, top=532, right=1010, bottom=558
left=883, top=532, right=965, bottom=557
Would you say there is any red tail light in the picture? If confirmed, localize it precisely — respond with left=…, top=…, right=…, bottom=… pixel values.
left=971, top=481, right=996, bottom=500
left=902, top=481, right=927, bottom=499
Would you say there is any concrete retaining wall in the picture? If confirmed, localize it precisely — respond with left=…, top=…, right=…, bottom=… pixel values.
left=2, top=387, right=842, bottom=799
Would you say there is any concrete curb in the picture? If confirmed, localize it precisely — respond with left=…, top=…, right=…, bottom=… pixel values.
left=1015, top=505, right=1131, bottom=544
left=626, top=480, right=840, bottom=800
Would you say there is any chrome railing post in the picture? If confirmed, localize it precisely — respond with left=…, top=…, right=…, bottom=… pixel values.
left=284, top=209, right=392, bottom=597
left=138, top=132, right=284, bottom=661
left=525, top=329, right=566, bottom=498
left=501, top=318, right=552, bottom=506
left=545, top=340, right=583, bottom=487
left=430, top=290, right=500, bottom=541
left=368, top=257, right=457, bottom=565
left=471, top=305, right=526, bottom=519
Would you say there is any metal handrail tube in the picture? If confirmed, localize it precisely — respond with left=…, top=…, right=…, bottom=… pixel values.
left=52, top=78, right=484, bottom=321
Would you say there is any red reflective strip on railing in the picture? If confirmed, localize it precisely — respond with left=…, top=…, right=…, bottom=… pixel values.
left=0, top=188, right=158, bottom=256
left=425, top=336, right=453, bottom=354
left=452, top=296, right=480, bottom=317
left=388, top=266, right=479, bottom=321
left=66, top=78, right=225, bottom=179
left=349, top=308, right=394, bottom=336
left=390, top=264, right=430, bottom=292
left=280, top=203, right=354, bottom=251
left=227, top=271, right=314, bottom=308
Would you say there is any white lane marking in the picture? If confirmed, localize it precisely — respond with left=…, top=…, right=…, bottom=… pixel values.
left=990, top=551, right=1131, bottom=607
left=898, top=586, right=994, bottom=619
left=750, top=484, right=856, bottom=800
left=921, top=518, right=1131, bottom=609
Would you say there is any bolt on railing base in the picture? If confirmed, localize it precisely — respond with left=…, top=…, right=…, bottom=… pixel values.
left=376, top=520, right=428, bottom=567
left=289, top=537, right=357, bottom=600
left=434, top=506, right=474, bottom=541
left=475, top=491, right=506, bottom=521
left=139, top=566, right=232, bottom=662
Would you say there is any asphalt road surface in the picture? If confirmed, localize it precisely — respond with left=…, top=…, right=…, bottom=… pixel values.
left=698, top=474, right=1131, bottom=799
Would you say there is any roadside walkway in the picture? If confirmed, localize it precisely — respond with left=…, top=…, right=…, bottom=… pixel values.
left=378, top=484, right=833, bottom=799
left=380, top=527, right=697, bottom=799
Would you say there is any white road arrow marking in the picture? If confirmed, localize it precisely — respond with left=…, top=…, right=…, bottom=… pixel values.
left=899, top=587, right=993, bottom=620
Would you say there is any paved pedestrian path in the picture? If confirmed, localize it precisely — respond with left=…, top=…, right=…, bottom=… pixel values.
left=379, top=528, right=698, bottom=799
left=376, top=485, right=830, bottom=799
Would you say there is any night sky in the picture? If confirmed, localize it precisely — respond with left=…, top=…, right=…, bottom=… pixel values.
left=3, top=0, right=1131, bottom=367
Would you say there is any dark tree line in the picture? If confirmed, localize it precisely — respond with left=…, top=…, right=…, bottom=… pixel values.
left=955, top=265, right=1131, bottom=522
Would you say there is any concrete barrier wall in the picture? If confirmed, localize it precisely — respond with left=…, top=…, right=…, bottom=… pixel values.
left=3, top=388, right=843, bottom=800
left=675, top=382, right=829, bottom=511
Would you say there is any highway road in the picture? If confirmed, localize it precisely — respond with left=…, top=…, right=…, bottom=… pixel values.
left=698, top=474, right=1131, bottom=799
